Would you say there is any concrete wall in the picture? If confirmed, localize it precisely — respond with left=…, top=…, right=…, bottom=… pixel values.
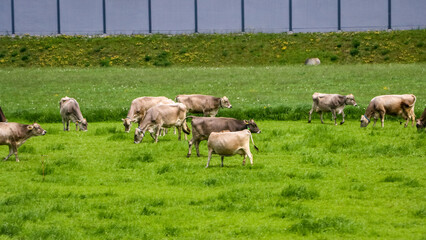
left=0, top=0, right=424, bottom=35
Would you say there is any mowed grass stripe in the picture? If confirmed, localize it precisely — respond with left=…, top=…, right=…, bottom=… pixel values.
left=0, top=120, right=424, bottom=239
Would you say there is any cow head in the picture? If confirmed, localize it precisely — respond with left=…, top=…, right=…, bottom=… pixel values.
left=76, top=118, right=88, bottom=131
left=360, top=115, right=370, bottom=127
left=122, top=117, right=133, bottom=133
left=345, top=94, right=358, bottom=107
left=416, top=119, right=425, bottom=129
left=28, top=123, right=47, bottom=136
left=134, top=127, right=144, bottom=144
left=244, top=119, right=261, bottom=133
left=220, top=96, right=232, bottom=109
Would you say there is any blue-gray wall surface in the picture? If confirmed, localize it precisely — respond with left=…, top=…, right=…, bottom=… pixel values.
left=0, top=0, right=425, bottom=35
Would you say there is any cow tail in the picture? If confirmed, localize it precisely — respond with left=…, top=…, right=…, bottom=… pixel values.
left=411, top=94, right=417, bottom=107
left=182, top=121, right=191, bottom=135
left=250, top=133, right=259, bottom=152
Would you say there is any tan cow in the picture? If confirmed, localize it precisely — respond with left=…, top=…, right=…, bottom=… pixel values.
left=60, top=97, right=87, bottom=131
left=206, top=129, right=258, bottom=168
left=361, top=94, right=416, bottom=128
left=134, top=103, right=190, bottom=143
left=308, top=93, right=358, bottom=125
left=175, top=94, right=232, bottom=117
left=416, top=108, right=426, bottom=130
left=0, top=107, right=6, bottom=122
left=0, top=122, right=46, bottom=162
left=305, top=58, right=321, bottom=65
left=122, top=96, right=175, bottom=132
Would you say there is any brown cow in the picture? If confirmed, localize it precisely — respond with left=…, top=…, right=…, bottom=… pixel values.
left=134, top=103, right=190, bottom=143
left=122, top=96, right=174, bottom=132
left=60, top=97, right=87, bottom=131
left=361, top=94, right=416, bottom=128
left=416, top=108, right=426, bottom=130
left=308, top=93, right=358, bottom=125
left=0, top=107, right=6, bottom=122
left=206, top=129, right=258, bottom=168
left=0, top=122, right=46, bottom=162
left=175, top=94, right=232, bottom=117
left=186, top=116, right=261, bottom=158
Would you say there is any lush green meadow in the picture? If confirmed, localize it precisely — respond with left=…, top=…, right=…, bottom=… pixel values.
left=0, top=64, right=425, bottom=239
left=0, top=120, right=424, bottom=239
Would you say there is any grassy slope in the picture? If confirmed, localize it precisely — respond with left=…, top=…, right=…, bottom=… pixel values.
left=0, top=30, right=425, bottom=67
left=0, top=121, right=424, bottom=239
left=0, top=64, right=425, bottom=123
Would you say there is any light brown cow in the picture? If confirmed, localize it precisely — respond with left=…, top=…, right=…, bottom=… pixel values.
left=206, top=129, right=258, bottom=168
left=0, top=107, right=6, bottom=122
left=361, top=94, right=416, bottom=128
left=0, top=122, right=46, bottom=162
left=122, top=96, right=175, bottom=132
left=305, top=58, right=321, bottom=65
left=416, top=108, right=426, bottom=130
left=175, top=94, right=232, bottom=117
left=308, top=93, right=358, bottom=125
left=134, top=103, right=190, bottom=143
left=60, top=97, right=87, bottom=131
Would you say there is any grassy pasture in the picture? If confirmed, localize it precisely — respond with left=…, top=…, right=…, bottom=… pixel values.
left=0, top=64, right=425, bottom=123
left=0, top=120, right=424, bottom=239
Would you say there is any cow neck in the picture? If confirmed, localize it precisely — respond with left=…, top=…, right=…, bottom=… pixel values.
left=16, top=125, right=35, bottom=141
left=364, top=104, right=375, bottom=119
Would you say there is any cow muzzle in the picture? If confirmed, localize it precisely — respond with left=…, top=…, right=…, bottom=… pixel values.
left=42, top=131, right=47, bottom=135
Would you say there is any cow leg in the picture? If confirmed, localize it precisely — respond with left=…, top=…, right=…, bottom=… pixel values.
left=154, top=126, right=161, bottom=143
left=308, top=105, right=314, bottom=123
left=340, top=111, right=345, bottom=125
left=66, top=120, right=70, bottom=131
left=380, top=112, right=385, bottom=128
left=187, top=138, right=193, bottom=158
left=195, top=140, right=201, bottom=157
left=332, top=110, right=337, bottom=125
left=242, top=155, right=246, bottom=166
left=3, top=146, right=14, bottom=161
left=320, top=112, right=324, bottom=124
left=206, top=149, right=213, bottom=168
left=62, top=119, right=66, bottom=131
left=12, top=145, right=19, bottom=162
left=177, top=126, right=182, bottom=141
left=221, top=156, right=224, bottom=167
left=247, top=150, right=254, bottom=166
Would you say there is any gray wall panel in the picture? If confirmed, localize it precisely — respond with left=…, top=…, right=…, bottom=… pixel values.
left=106, top=0, right=149, bottom=34
left=14, top=0, right=57, bottom=35
left=152, top=0, right=194, bottom=34
left=0, top=1, right=12, bottom=34
left=198, top=0, right=241, bottom=33
left=393, top=0, right=426, bottom=30
left=293, top=0, right=337, bottom=32
left=60, top=0, right=103, bottom=35
left=245, top=0, right=289, bottom=33
left=341, top=0, right=387, bottom=31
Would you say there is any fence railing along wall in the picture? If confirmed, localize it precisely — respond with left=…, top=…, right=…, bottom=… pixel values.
left=0, top=0, right=425, bottom=35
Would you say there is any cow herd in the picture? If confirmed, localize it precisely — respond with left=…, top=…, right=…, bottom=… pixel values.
left=0, top=93, right=425, bottom=166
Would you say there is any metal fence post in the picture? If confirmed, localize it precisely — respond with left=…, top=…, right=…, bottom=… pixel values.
left=194, top=0, right=198, bottom=33
left=241, top=0, right=245, bottom=32
left=388, top=0, right=392, bottom=30
left=57, top=0, right=61, bottom=34
left=148, top=0, right=152, bottom=33
left=289, top=0, right=292, bottom=32
left=337, top=0, right=341, bottom=31
left=11, top=0, right=15, bottom=34
left=102, top=0, right=106, bottom=34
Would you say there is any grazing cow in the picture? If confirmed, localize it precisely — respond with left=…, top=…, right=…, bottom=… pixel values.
left=305, top=58, right=321, bottom=65
left=360, top=94, right=416, bottom=128
left=416, top=108, right=426, bottom=130
left=0, top=122, right=46, bottom=162
left=175, top=94, right=232, bottom=117
left=206, top=129, right=259, bottom=168
left=122, top=96, right=174, bottom=133
left=134, top=103, right=190, bottom=143
left=0, top=107, right=6, bottom=122
left=308, top=93, right=358, bottom=125
left=60, top=97, right=88, bottom=131
left=186, top=116, right=261, bottom=158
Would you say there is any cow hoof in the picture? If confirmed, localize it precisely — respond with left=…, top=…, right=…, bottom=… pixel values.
left=16, top=159, right=20, bottom=162
left=186, top=154, right=191, bottom=158
left=340, top=122, right=344, bottom=125
left=308, top=120, right=311, bottom=123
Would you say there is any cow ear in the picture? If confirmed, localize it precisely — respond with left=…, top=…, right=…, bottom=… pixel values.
left=243, top=120, right=249, bottom=124
left=27, top=125, right=34, bottom=130
left=121, top=118, right=125, bottom=121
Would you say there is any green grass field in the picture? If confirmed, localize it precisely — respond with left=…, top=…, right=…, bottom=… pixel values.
left=0, top=64, right=425, bottom=239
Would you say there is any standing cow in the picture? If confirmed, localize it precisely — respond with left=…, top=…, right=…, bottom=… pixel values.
left=206, top=129, right=259, bottom=168
left=0, top=122, right=46, bottom=162
left=134, top=103, right=190, bottom=143
left=60, top=97, right=88, bottom=131
left=175, top=94, right=232, bottom=117
left=360, top=94, right=416, bottom=128
left=416, top=108, right=426, bottom=130
left=0, top=107, right=6, bottom=122
left=186, top=116, right=261, bottom=158
left=308, top=93, right=358, bottom=125
left=122, top=96, right=175, bottom=133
